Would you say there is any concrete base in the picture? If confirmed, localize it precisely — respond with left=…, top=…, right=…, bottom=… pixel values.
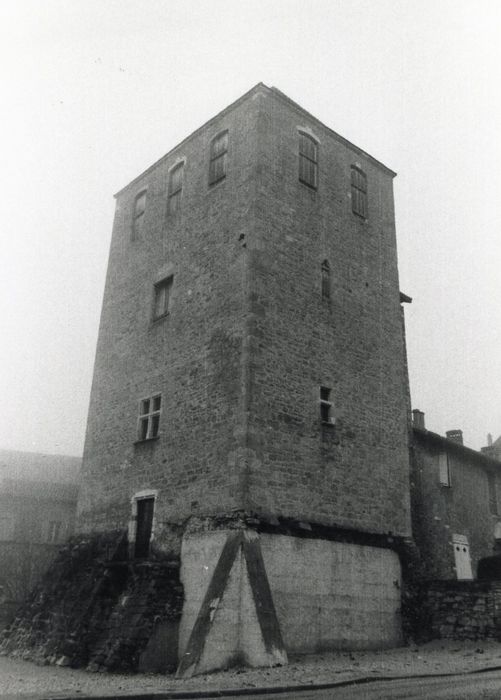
left=260, top=533, right=402, bottom=652
left=178, top=529, right=402, bottom=675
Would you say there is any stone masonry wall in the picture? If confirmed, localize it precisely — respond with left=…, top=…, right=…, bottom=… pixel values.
left=405, top=580, right=501, bottom=642
left=77, top=87, right=263, bottom=534
left=245, top=88, right=411, bottom=535
left=78, top=84, right=411, bottom=540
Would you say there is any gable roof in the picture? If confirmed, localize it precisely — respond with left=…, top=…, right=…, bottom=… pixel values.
left=0, top=449, right=81, bottom=485
left=413, top=427, right=501, bottom=472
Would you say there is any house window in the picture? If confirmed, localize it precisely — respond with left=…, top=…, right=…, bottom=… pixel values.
left=299, top=132, right=318, bottom=189
left=132, top=190, right=147, bottom=238
left=138, top=394, right=162, bottom=441
left=351, top=166, right=367, bottom=218
left=321, top=260, right=331, bottom=300
left=209, top=130, right=228, bottom=185
left=153, top=276, right=173, bottom=321
left=47, top=521, right=62, bottom=544
left=488, top=472, right=498, bottom=515
left=438, top=452, right=451, bottom=487
left=168, top=163, right=184, bottom=213
left=320, top=386, right=333, bottom=425
left=0, top=516, right=14, bottom=541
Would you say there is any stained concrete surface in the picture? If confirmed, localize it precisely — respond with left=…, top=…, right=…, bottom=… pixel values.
left=2, top=640, right=501, bottom=698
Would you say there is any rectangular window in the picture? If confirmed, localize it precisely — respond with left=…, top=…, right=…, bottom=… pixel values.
left=299, top=132, right=318, bottom=189
left=138, top=394, right=162, bottom=441
left=320, top=386, right=333, bottom=424
left=488, top=472, right=498, bottom=515
left=321, top=260, right=331, bottom=300
left=168, top=163, right=184, bottom=213
left=0, top=515, right=14, bottom=541
left=152, top=276, right=173, bottom=321
left=351, top=166, right=367, bottom=218
left=47, top=521, right=62, bottom=544
left=209, top=131, right=228, bottom=185
left=132, top=190, right=147, bottom=238
left=438, top=452, right=451, bottom=487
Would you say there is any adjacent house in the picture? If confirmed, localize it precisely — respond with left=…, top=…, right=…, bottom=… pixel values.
left=0, top=449, right=80, bottom=627
left=410, top=411, right=501, bottom=582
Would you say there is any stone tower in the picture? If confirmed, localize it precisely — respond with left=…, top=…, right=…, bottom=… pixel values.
left=78, top=84, right=412, bottom=674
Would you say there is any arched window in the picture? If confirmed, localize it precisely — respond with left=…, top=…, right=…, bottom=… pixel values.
left=132, top=189, right=147, bottom=239
left=298, top=132, right=318, bottom=189
left=209, top=130, right=228, bottom=185
left=351, top=166, right=367, bottom=218
left=168, top=162, right=184, bottom=214
left=321, top=259, right=331, bottom=300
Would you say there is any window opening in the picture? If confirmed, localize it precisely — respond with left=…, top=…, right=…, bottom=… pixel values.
left=0, top=516, right=14, bottom=541
left=320, top=386, right=333, bottom=424
left=488, top=472, right=498, bottom=515
left=153, top=276, right=173, bottom=321
left=351, top=166, right=367, bottom=218
left=135, top=497, right=154, bottom=558
left=438, top=452, right=451, bottom=487
left=138, top=394, right=162, bottom=441
left=132, top=190, right=147, bottom=238
left=168, top=163, right=184, bottom=213
left=321, top=260, right=331, bottom=300
left=47, top=521, right=62, bottom=544
left=209, top=131, right=228, bottom=185
left=299, top=132, right=318, bottom=189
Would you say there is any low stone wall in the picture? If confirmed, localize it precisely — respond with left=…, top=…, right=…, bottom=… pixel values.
left=0, top=533, right=183, bottom=672
left=404, top=580, right=501, bottom=642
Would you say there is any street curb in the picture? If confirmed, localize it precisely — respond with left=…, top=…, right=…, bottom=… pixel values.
left=25, top=663, right=501, bottom=700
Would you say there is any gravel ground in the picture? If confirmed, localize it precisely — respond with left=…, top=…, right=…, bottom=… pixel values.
left=2, top=641, right=501, bottom=698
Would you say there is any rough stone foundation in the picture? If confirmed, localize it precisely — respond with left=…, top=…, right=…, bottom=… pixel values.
left=0, top=532, right=183, bottom=673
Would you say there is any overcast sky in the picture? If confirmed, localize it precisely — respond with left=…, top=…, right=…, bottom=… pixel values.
left=0, top=0, right=499, bottom=457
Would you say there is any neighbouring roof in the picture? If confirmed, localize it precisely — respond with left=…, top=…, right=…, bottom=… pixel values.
left=0, top=449, right=81, bottom=485
left=413, top=427, right=501, bottom=471
left=0, top=477, right=79, bottom=502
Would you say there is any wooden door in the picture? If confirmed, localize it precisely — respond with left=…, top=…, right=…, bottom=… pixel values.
left=135, top=497, right=154, bottom=558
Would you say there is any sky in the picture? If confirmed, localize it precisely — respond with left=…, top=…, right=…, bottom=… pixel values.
left=0, top=0, right=499, bottom=456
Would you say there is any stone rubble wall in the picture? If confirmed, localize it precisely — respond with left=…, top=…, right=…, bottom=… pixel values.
left=0, top=533, right=183, bottom=673
left=403, top=580, right=501, bottom=642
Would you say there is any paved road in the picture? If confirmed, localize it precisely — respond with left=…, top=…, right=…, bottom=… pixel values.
left=218, top=669, right=501, bottom=700
left=3, top=670, right=501, bottom=700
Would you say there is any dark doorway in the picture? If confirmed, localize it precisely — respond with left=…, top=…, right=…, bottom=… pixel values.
left=135, top=497, right=154, bottom=558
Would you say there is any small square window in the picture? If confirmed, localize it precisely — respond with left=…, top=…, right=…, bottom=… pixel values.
left=137, top=394, right=162, bottom=441
left=153, top=276, right=173, bottom=321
